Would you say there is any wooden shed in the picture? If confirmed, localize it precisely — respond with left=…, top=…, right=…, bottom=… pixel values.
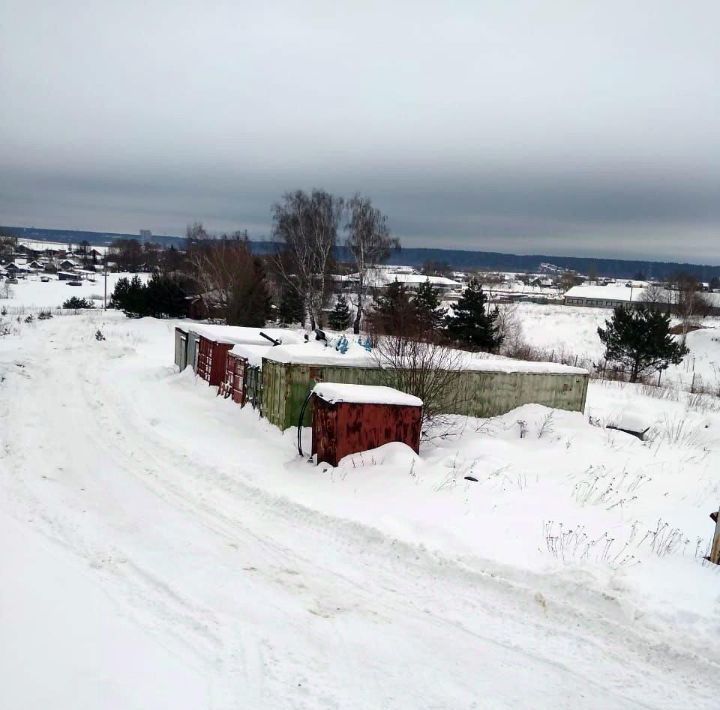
left=311, top=383, right=423, bottom=467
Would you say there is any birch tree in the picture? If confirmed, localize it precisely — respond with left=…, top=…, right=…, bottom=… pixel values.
left=346, top=195, right=398, bottom=334
left=271, top=190, right=342, bottom=330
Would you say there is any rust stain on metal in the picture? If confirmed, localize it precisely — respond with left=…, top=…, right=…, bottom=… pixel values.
left=221, top=352, right=248, bottom=404
left=311, top=396, right=422, bottom=467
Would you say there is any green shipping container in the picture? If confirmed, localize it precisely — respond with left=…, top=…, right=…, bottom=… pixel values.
left=261, top=357, right=589, bottom=431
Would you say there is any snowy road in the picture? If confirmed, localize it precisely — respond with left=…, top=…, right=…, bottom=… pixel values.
left=1, top=313, right=717, bottom=709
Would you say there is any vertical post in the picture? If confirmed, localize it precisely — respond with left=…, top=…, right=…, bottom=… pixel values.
left=103, top=262, right=107, bottom=310
left=709, top=509, right=720, bottom=565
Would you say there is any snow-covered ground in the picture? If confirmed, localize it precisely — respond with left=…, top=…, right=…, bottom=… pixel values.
left=1, top=310, right=719, bottom=708
left=0, top=272, right=149, bottom=314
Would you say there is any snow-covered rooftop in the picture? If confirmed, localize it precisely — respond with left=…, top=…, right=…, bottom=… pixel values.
left=313, top=383, right=423, bottom=407
left=188, top=324, right=305, bottom=346
left=264, top=340, right=376, bottom=367
left=229, top=343, right=275, bottom=367
left=264, top=339, right=588, bottom=375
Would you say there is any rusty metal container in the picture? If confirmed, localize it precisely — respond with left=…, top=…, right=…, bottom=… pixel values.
left=310, top=383, right=423, bottom=467
left=196, top=335, right=233, bottom=387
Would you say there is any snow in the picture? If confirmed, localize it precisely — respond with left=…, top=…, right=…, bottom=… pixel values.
left=188, top=323, right=305, bottom=346
left=0, top=272, right=148, bottom=313
left=565, top=284, right=655, bottom=303
left=229, top=342, right=274, bottom=367
left=266, top=339, right=588, bottom=375
left=264, top=339, right=377, bottom=367
left=514, top=301, right=720, bottom=389
left=313, top=382, right=423, bottom=407
left=1, top=307, right=719, bottom=707
left=457, top=350, right=587, bottom=374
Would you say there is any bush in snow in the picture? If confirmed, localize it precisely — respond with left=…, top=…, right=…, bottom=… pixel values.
left=63, top=296, right=94, bottom=310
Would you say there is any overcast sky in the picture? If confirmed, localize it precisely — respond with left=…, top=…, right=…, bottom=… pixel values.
left=1, top=1, right=718, bottom=261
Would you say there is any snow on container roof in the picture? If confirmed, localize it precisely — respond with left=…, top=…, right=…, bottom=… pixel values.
left=264, top=340, right=587, bottom=375
left=263, top=340, right=377, bottom=367
left=313, top=383, right=423, bottom=407
left=229, top=343, right=272, bottom=367
left=188, top=324, right=305, bottom=346
left=456, top=352, right=588, bottom=375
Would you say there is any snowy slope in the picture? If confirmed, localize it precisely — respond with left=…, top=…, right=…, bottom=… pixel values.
left=0, top=312, right=719, bottom=708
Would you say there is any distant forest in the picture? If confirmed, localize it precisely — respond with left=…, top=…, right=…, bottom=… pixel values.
left=4, top=224, right=719, bottom=281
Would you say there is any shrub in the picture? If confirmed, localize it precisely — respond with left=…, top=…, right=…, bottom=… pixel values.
left=63, top=296, right=94, bottom=310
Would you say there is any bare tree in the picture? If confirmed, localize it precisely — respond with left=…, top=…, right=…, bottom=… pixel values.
left=346, top=195, right=398, bottom=334
left=641, top=282, right=671, bottom=314
left=373, top=334, right=464, bottom=432
left=271, top=190, right=342, bottom=330
left=189, top=235, right=270, bottom=326
left=669, top=273, right=709, bottom=341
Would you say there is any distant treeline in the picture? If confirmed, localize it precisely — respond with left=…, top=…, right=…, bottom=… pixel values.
left=4, top=225, right=720, bottom=281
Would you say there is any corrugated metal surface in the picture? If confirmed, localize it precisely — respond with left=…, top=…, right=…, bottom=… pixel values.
left=220, top=352, right=248, bottom=404
left=262, top=359, right=589, bottom=430
left=196, top=336, right=233, bottom=387
left=311, top=395, right=422, bottom=467
left=174, top=327, right=188, bottom=370
left=187, top=331, right=201, bottom=372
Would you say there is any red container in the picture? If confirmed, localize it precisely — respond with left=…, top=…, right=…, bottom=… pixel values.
left=311, top=384, right=422, bottom=467
left=220, top=351, right=248, bottom=404
left=196, top=335, right=233, bottom=388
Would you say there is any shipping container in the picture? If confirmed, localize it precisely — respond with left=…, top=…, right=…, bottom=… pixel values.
left=187, top=330, right=201, bottom=372
left=262, top=342, right=589, bottom=430
left=311, top=383, right=423, bottom=467
left=174, top=326, right=189, bottom=370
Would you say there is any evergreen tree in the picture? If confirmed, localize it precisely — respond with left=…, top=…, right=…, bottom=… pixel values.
left=144, top=273, right=189, bottom=318
left=445, top=278, right=502, bottom=351
left=598, top=305, right=688, bottom=382
left=328, top=295, right=352, bottom=330
left=413, top=279, right=446, bottom=333
left=278, top=286, right=305, bottom=325
left=370, top=280, right=417, bottom=335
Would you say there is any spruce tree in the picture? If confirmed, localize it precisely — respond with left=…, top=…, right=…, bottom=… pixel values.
left=328, top=295, right=352, bottom=330
left=413, top=279, right=446, bottom=332
left=598, top=305, right=688, bottom=382
left=370, top=280, right=416, bottom=335
left=445, top=278, right=502, bottom=351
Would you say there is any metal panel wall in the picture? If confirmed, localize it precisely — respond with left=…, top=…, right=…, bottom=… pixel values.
left=262, top=358, right=589, bottom=431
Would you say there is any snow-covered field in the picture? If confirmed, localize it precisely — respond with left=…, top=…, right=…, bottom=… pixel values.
left=1, top=307, right=720, bottom=708
left=515, top=302, right=720, bottom=392
left=0, top=272, right=149, bottom=314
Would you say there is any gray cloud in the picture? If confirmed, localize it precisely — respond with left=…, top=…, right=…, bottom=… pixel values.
left=1, top=1, right=718, bottom=262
